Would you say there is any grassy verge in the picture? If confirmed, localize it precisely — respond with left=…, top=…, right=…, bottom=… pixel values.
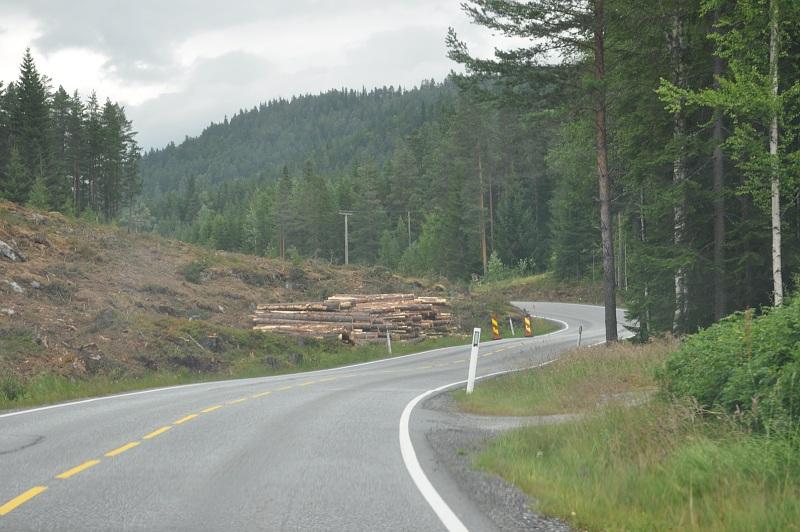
left=455, top=339, right=800, bottom=530
left=454, top=339, right=669, bottom=416
left=0, top=313, right=563, bottom=412
left=0, top=333, right=467, bottom=412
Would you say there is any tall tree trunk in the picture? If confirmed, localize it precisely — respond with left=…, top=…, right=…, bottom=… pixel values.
left=769, top=0, right=783, bottom=306
left=477, top=144, right=488, bottom=276
left=639, top=187, right=650, bottom=337
left=712, top=10, right=726, bottom=320
left=73, top=158, right=80, bottom=214
left=488, top=169, right=495, bottom=252
left=670, top=10, right=689, bottom=333
left=594, top=0, right=618, bottom=342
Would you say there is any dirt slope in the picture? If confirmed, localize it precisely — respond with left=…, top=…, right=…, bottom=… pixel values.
left=0, top=201, right=438, bottom=381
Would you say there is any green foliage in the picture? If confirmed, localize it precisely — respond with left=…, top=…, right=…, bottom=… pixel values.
left=0, top=50, right=140, bottom=220
left=0, top=376, right=26, bottom=402
left=2, top=146, right=30, bottom=203
left=179, top=259, right=210, bottom=284
left=478, top=403, right=800, bottom=531
left=26, top=165, right=50, bottom=209
left=458, top=338, right=800, bottom=530
left=546, top=120, right=598, bottom=282
left=662, top=296, right=800, bottom=432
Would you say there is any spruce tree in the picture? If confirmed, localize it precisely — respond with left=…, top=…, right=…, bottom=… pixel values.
left=27, top=163, right=50, bottom=210
left=2, top=146, right=29, bottom=203
left=14, top=49, right=50, bottom=191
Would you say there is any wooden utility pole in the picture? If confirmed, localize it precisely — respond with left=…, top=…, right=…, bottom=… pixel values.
left=339, top=211, right=353, bottom=265
left=407, top=211, right=412, bottom=247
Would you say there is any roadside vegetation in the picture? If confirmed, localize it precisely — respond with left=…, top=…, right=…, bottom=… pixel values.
left=457, top=299, right=800, bottom=530
left=0, top=331, right=467, bottom=411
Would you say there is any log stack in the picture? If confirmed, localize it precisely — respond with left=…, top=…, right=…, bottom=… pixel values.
left=251, top=293, right=453, bottom=343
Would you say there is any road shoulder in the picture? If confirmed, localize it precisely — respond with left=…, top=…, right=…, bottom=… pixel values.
left=419, top=391, right=570, bottom=532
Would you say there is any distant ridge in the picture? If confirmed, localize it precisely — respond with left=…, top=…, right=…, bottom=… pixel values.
left=140, top=80, right=455, bottom=195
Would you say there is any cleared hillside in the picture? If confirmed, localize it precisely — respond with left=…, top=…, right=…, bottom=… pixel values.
left=0, top=201, right=448, bottom=384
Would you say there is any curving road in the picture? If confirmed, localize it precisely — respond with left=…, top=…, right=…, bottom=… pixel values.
left=0, top=302, right=628, bottom=531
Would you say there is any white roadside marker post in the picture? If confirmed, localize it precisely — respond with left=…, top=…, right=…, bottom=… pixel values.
left=387, top=327, right=393, bottom=355
left=466, top=328, right=481, bottom=394
left=508, top=317, right=515, bottom=337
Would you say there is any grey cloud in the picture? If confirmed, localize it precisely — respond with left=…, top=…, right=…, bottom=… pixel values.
left=3, top=1, right=487, bottom=148
left=128, top=51, right=278, bottom=148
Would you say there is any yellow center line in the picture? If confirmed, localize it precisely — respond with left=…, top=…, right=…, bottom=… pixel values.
left=419, top=365, right=432, bottom=369
left=105, top=441, right=140, bottom=457
left=56, top=460, right=101, bottom=479
left=173, top=414, right=199, bottom=424
left=0, top=486, right=48, bottom=516
left=201, top=405, right=223, bottom=413
left=317, top=377, right=337, bottom=383
left=251, top=391, right=272, bottom=399
left=275, top=385, right=294, bottom=391
left=298, top=380, right=316, bottom=386
left=143, top=426, right=172, bottom=440
left=226, top=398, right=247, bottom=405
left=452, top=360, right=464, bottom=365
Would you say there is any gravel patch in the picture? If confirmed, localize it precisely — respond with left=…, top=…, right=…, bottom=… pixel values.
left=421, top=391, right=572, bottom=532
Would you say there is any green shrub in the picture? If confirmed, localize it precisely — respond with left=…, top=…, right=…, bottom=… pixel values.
left=179, top=259, right=209, bottom=284
left=0, top=377, right=27, bottom=402
left=661, top=296, right=800, bottom=432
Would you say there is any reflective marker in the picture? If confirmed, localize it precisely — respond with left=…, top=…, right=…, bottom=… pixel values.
left=466, top=328, right=481, bottom=394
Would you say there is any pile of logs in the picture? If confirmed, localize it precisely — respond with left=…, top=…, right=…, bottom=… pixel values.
left=251, top=293, right=453, bottom=343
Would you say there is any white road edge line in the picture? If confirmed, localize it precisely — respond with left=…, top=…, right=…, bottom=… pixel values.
left=0, top=307, right=580, bottom=421
left=0, top=333, right=503, bottom=420
left=399, top=359, right=559, bottom=532
left=399, top=316, right=571, bottom=532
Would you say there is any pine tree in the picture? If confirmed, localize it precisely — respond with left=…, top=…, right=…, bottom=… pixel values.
left=27, top=163, right=49, bottom=210
left=2, top=146, right=29, bottom=203
left=47, top=86, right=71, bottom=210
left=13, top=49, right=50, bottom=192
left=449, top=0, right=619, bottom=341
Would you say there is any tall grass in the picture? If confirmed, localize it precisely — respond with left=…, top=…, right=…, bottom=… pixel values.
left=455, top=339, right=672, bottom=416
left=477, top=402, right=800, bottom=531
left=457, top=338, right=800, bottom=530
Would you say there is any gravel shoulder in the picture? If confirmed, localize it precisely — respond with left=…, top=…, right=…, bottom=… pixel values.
left=421, top=391, right=572, bottom=532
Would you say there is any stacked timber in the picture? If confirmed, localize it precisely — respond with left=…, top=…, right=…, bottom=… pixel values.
left=251, top=293, right=453, bottom=343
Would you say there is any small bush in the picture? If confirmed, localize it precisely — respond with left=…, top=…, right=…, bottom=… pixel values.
left=140, top=283, right=178, bottom=296
left=0, top=377, right=26, bottom=402
left=42, top=280, right=75, bottom=303
left=179, top=259, right=209, bottom=284
left=661, top=296, right=800, bottom=432
left=0, top=326, right=40, bottom=356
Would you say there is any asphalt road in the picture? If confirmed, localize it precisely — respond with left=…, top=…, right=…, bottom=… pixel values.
left=0, top=302, right=628, bottom=531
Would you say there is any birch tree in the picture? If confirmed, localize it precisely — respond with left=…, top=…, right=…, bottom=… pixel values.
left=659, top=0, right=800, bottom=308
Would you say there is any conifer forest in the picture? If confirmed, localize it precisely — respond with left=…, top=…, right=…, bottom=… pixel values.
left=2, top=0, right=800, bottom=340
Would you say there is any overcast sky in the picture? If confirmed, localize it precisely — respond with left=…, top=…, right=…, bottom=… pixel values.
left=0, top=1, right=507, bottom=149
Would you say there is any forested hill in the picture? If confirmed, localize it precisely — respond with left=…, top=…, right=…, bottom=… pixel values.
left=140, top=81, right=455, bottom=195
